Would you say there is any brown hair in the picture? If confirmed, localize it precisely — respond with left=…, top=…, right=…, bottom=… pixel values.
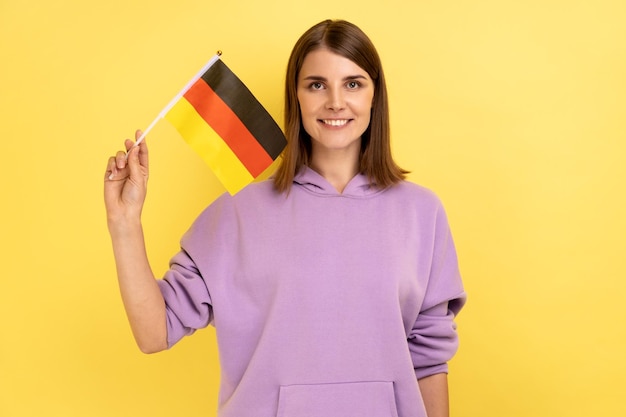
left=273, top=19, right=408, bottom=193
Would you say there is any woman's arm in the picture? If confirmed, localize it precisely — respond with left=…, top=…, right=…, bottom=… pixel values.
left=104, top=132, right=167, bottom=354
left=418, top=373, right=450, bottom=417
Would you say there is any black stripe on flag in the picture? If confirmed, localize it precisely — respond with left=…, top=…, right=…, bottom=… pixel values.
left=201, top=60, right=286, bottom=159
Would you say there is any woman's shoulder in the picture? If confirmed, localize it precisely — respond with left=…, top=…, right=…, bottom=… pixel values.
left=181, top=180, right=279, bottom=247
left=389, top=179, right=445, bottom=208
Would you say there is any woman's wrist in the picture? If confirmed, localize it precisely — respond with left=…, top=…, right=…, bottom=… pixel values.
left=107, top=213, right=143, bottom=238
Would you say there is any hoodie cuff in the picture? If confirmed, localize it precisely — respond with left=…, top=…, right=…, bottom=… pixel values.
left=415, top=363, right=449, bottom=380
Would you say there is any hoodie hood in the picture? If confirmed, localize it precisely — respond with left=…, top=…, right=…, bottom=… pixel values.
left=292, top=166, right=386, bottom=198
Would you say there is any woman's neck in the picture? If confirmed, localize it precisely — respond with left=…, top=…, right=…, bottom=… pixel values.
left=309, top=149, right=360, bottom=194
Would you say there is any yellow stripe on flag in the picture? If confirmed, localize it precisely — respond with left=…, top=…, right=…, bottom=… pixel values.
left=165, top=97, right=254, bottom=194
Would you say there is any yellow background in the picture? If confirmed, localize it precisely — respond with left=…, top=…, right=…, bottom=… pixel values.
left=1, top=0, right=625, bottom=416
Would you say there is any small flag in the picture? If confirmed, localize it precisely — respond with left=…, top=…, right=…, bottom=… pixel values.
left=136, top=53, right=286, bottom=194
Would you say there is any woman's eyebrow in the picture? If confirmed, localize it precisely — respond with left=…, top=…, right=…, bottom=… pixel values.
left=301, top=74, right=368, bottom=81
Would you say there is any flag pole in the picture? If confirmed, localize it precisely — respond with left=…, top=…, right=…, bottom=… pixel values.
left=127, top=51, right=223, bottom=155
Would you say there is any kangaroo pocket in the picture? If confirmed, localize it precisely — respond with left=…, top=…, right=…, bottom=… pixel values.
left=276, top=381, right=399, bottom=417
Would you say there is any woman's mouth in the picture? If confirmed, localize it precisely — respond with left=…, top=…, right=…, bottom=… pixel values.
left=320, top=119, right=350, bottom=127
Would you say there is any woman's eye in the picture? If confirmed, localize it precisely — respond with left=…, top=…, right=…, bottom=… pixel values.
left=346, top=81, right=360, bottom=89
left=310, top=82, right=324, bottom=90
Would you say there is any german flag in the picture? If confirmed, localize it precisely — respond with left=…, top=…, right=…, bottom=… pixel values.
left=163, top=56, right=286, bottom=194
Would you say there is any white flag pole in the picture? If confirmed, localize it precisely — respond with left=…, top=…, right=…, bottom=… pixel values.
left=127, top=51, right=223, bottom=156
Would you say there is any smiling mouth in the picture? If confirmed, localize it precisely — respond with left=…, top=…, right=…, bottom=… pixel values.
left=320, top=119, right=351, bottom=127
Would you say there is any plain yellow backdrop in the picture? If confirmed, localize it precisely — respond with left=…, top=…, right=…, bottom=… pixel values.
left=1, top=0, right=625, bottom=416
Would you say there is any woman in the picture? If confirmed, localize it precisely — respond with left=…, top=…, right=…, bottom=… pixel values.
left=105, top=19, right=465, bottom=417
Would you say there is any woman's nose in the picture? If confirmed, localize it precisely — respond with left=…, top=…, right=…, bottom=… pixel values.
left=325, top=88, right=346, bottom=111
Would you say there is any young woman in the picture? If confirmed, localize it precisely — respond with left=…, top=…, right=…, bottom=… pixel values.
left=105, top=19, right=465, bottom=417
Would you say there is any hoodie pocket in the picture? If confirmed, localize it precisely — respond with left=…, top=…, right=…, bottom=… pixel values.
left=276, top=381, right=399, bottom=417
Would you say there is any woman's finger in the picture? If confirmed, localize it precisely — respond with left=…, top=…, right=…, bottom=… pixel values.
left=115, top=150, right=128, bottom=170
left=127, top=145, right=143, bottom=179
left=124, top=138, right=135, bottom=153
left=105, top=156, right=116, bottom=180
left=135, top=130, right=149, bottom=168
left=106, top=131, right=146, bottom=182
left=107, top=151, right=131, bottom=181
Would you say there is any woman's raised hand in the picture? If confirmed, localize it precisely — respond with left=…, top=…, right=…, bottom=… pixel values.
left=104, top=130, right=149, bottom=227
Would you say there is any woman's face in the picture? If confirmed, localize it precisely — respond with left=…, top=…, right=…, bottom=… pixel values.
left=297, top=48, right=374, bottom=158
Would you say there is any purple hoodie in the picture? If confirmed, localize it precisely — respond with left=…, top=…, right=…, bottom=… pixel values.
left=158, top=167, right=466, bottom=417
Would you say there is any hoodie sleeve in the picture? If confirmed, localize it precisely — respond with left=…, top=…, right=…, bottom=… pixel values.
left=157, top=244, right=214, bottom=349
left=408, top=201, right=466, bottom=380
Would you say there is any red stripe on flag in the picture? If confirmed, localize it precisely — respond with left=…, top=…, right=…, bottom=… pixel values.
left=184, top=79, right=273, bottom=177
